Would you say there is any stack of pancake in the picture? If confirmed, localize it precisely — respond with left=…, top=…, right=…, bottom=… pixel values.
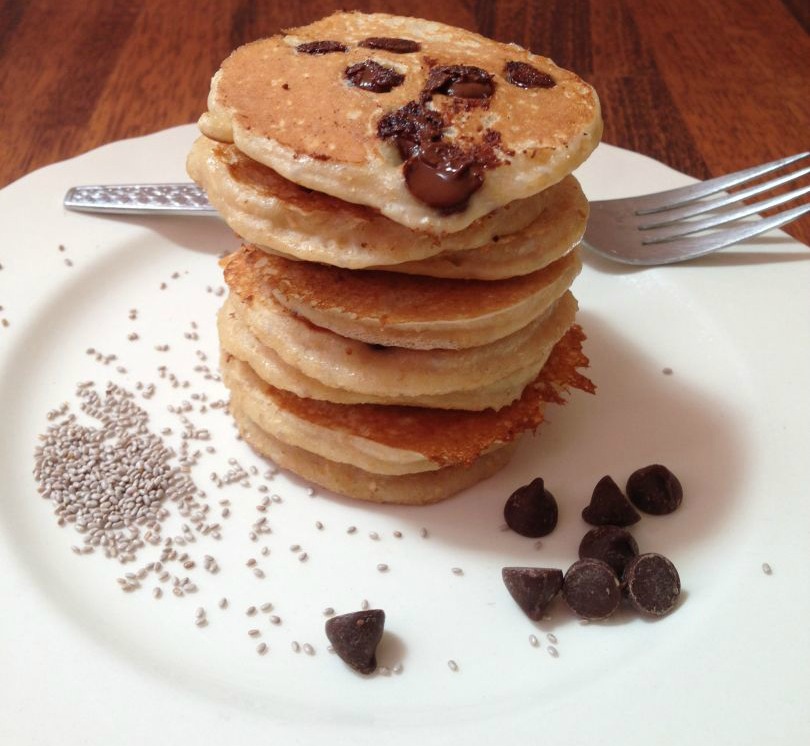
left=188, top=11, right=602, bottom=504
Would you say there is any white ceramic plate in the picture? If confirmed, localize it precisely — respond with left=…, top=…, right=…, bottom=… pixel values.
left=1, top=126, right=808, bottom=745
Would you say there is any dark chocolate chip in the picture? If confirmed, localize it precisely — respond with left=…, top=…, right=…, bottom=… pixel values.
left=623, top=553, right=681, bottom=616
left=626, top=464, right=683, bottom=515
left=503, top=477, right=558, bottom=538
left=582, top=475, right=641, bottom=527
left=579, top=525, right=639, bottom=577
left=345, top=60, right=405, bottom=93
left=360, top=37, right=421, bottom=53
left=403, top=141, right=484, bottom=213
left=504, top=61, right=556, bottom=89
left=296, top=40, right=348, bottom=55
left=377, top=101, right=445, bottom=160
left=423, top=64, right=494, bottom=99
left=562, top=558, right=622, bottom=620
left=501, top=567, right=564, bottom=621
left=324, top=609, right=385, bottom=675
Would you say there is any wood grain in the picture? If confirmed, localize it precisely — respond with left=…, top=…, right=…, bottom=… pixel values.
left=1, top=0, right=807, bottom=244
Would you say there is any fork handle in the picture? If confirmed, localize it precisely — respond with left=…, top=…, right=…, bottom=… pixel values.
left=63, top=183, right=215, bottom=215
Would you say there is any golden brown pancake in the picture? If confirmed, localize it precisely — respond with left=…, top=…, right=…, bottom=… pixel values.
left=217, top=304, right=542, bottom=411
left=188, top=136, right=585, bottom=273
left=221, top=324, right=594, bottom=474
left=231, top=402, right=519, bottom=505
left=199, top=11, right=602, bottom=233
left=223, top=244, right=580, bottom=349
left=222, top=290, right=578, bottom=398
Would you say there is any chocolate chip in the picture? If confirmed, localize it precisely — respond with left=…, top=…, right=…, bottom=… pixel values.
left=296, top=40, right=347, bottom=55
left=579, top=525, right=639, bottom=577
left=502, top=567, right=563, bottom=620
left=345, top=60, right=405, bottom=93
left=626, top=464, right=683, bottom=515
left=360, top=37, right=420, bottom=53
left=324, top=609, right=385, bottom=675
left=403, top=141, right=484, bottom=213
left=422, top=64, right=494, bottom=100
left=378, top=101, right=445, bottom=160
left=562, top=558, right=622, bottom=620
left=504, top=61, right=556, bottom=89
left=582, top=476, right=641, bottom=527
left=623, top=553, right=681, bottom=616
left=503, top=477, right=558, bottom=538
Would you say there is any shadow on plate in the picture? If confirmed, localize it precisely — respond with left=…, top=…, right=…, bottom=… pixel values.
left=307, top=311, right=749, bottom=565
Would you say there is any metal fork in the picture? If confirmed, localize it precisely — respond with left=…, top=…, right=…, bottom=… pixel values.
left=583, top=152, right=810, bottom=265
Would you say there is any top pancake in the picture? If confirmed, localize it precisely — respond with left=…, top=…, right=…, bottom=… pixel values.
left=199, top=11, right=602, bottom=233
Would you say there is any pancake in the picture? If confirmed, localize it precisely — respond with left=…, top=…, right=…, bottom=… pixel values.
left=231, top=402, right=519, bottom=505
left=221, top=323, right=593, bottom=476
left=199, top=11, right=602, bottom=233
left=223, top=290, right=578, bottom=398
left=218, top=304, right=541, bottom=410
left=224, top=244, right=581, bottom=350
left=188, top=136, right=582, bottom=271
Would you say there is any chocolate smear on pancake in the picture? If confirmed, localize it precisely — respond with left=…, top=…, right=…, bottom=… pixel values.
left=504, top=61, right=556, bottom=89
left=422, top=64, right=495, bottom=100
left=345, top=60, right=405, bottom=92
left=296, top=40, right=347, bottom=54
left=378, top=101, right=445, bottom=159
left=403, top=141, right=484, bottom=212
left=360, top=37, right=420, bottom=53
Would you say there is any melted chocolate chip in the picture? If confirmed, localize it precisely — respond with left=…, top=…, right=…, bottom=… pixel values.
left=324, top=609, right=385, bottom=675
left=503, top=477, right=558, bottom=538
left=626, top=464, right=683, bottom=515
left=403, top=141, right=484, bottom=213
left=563, top=558, right=622, bottom=620
left=378, top=101, right=445, bottom=159
left=296, top=40, right=347, bottom=55
left=504, top=61, right=556, bottom=89
left=579, top=525, right=639, bottom=577
left=345, top=60, right=405, bottom=93
left=582, top=475, right=641, bottom=527
left=502, top=567, right=563, bottom=621
left=360, top=36, right=421, bottom=53
left=623, top=553, right=681, bottom=616
left=423, top=65, right=494, bottom=100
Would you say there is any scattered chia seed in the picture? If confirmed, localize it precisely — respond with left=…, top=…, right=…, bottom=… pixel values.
left=152, top=587, right=162, bottom=599
left=369, top=531, right=380, bottom=541
left=420, top=527, right=428, bottom=538
left=260, top=602, right=273, bottom=612
left=451, top=567, right=464, bottom=575
left=447, top=660, right=459, bottom=672
left=546, top=633, right=558, bottom=644
left=246, top=606, right=257, bottom=616
left=347, top=526, right=357, bottom=534
left=298, top=552, right=308, bottom=562
left=762, top=562, right=773, bottom=575
left=392, top=663, right=403, bottom=674
left=256, top=642, right=268, bottom=655
left=323, top=607, right=335, bottom=616
left=529, top=634, right=539, bottom=647
left=269, top=615, right=281, bottom=625
left=303, top=643, right=315, bottom=655
left=248, top=629, right=261, bottom=637
left=253, top=568, right=265, bottom=578
left=218, top=597, right=228, bottom=609
left=315, top=521, right=324, bottom=530
left=377, top=666, right=391, bottom=676
left=377, top=563, right=389, bottom=573
left=393, top=531, right=402, bottom=538
left=360, top=599, right=369, bottom=610
left=547, top=645, right=559, bottom=658
left=291, top=641, right=301, bottom=653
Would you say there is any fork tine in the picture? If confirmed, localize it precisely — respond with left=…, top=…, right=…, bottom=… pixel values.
left=630, top=152, right=809, bottom=214
left=641, top=184, right=810, bottom=243
left=638, top=165, right=810, bottom=228
left=636, top=203, right=810, bottom=264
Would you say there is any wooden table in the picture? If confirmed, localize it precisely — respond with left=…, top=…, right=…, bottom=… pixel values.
left=2, top=0, right=808, bottom=245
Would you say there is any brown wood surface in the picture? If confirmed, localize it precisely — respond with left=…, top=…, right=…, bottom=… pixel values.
left=1, top=0, right=808, bottom=245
